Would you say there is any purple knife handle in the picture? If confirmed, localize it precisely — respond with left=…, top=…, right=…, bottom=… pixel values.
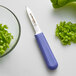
left=35, top=33, right=58, bottom=70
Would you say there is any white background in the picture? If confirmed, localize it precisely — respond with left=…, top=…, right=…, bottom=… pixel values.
left=0, top=0, right=76, bottom=76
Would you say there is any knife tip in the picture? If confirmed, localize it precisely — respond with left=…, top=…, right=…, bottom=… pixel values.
left=25, top=6, right=28, bottom=10
left=26, top=7, right=31, bottom=15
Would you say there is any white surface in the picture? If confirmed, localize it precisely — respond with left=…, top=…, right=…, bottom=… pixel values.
left=0, top=0, right=76, bottom=76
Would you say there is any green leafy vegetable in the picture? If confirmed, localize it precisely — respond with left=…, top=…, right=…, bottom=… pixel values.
left=51, top=0, right=76, bottom=8
left=0, top=24, right=13, bottom=56
left=55, top=21, right=76, bottom=45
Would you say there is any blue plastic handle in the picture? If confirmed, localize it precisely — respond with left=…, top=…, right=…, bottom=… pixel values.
left=35, top=33, right=58, bottom=70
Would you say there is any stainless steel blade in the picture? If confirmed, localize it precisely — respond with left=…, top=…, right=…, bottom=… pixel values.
left=26, top=7, right=41, bottom=34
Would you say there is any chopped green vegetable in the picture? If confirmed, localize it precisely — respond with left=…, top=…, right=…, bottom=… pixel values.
left=55, top=21, right=76, bottom=45
left=51, top=0, right=76, bottom=8
left=0, top=24, right=13, bottom=56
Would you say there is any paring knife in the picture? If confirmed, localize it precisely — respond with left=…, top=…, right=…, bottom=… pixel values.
left=26, top=7, right=58, bottom=70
